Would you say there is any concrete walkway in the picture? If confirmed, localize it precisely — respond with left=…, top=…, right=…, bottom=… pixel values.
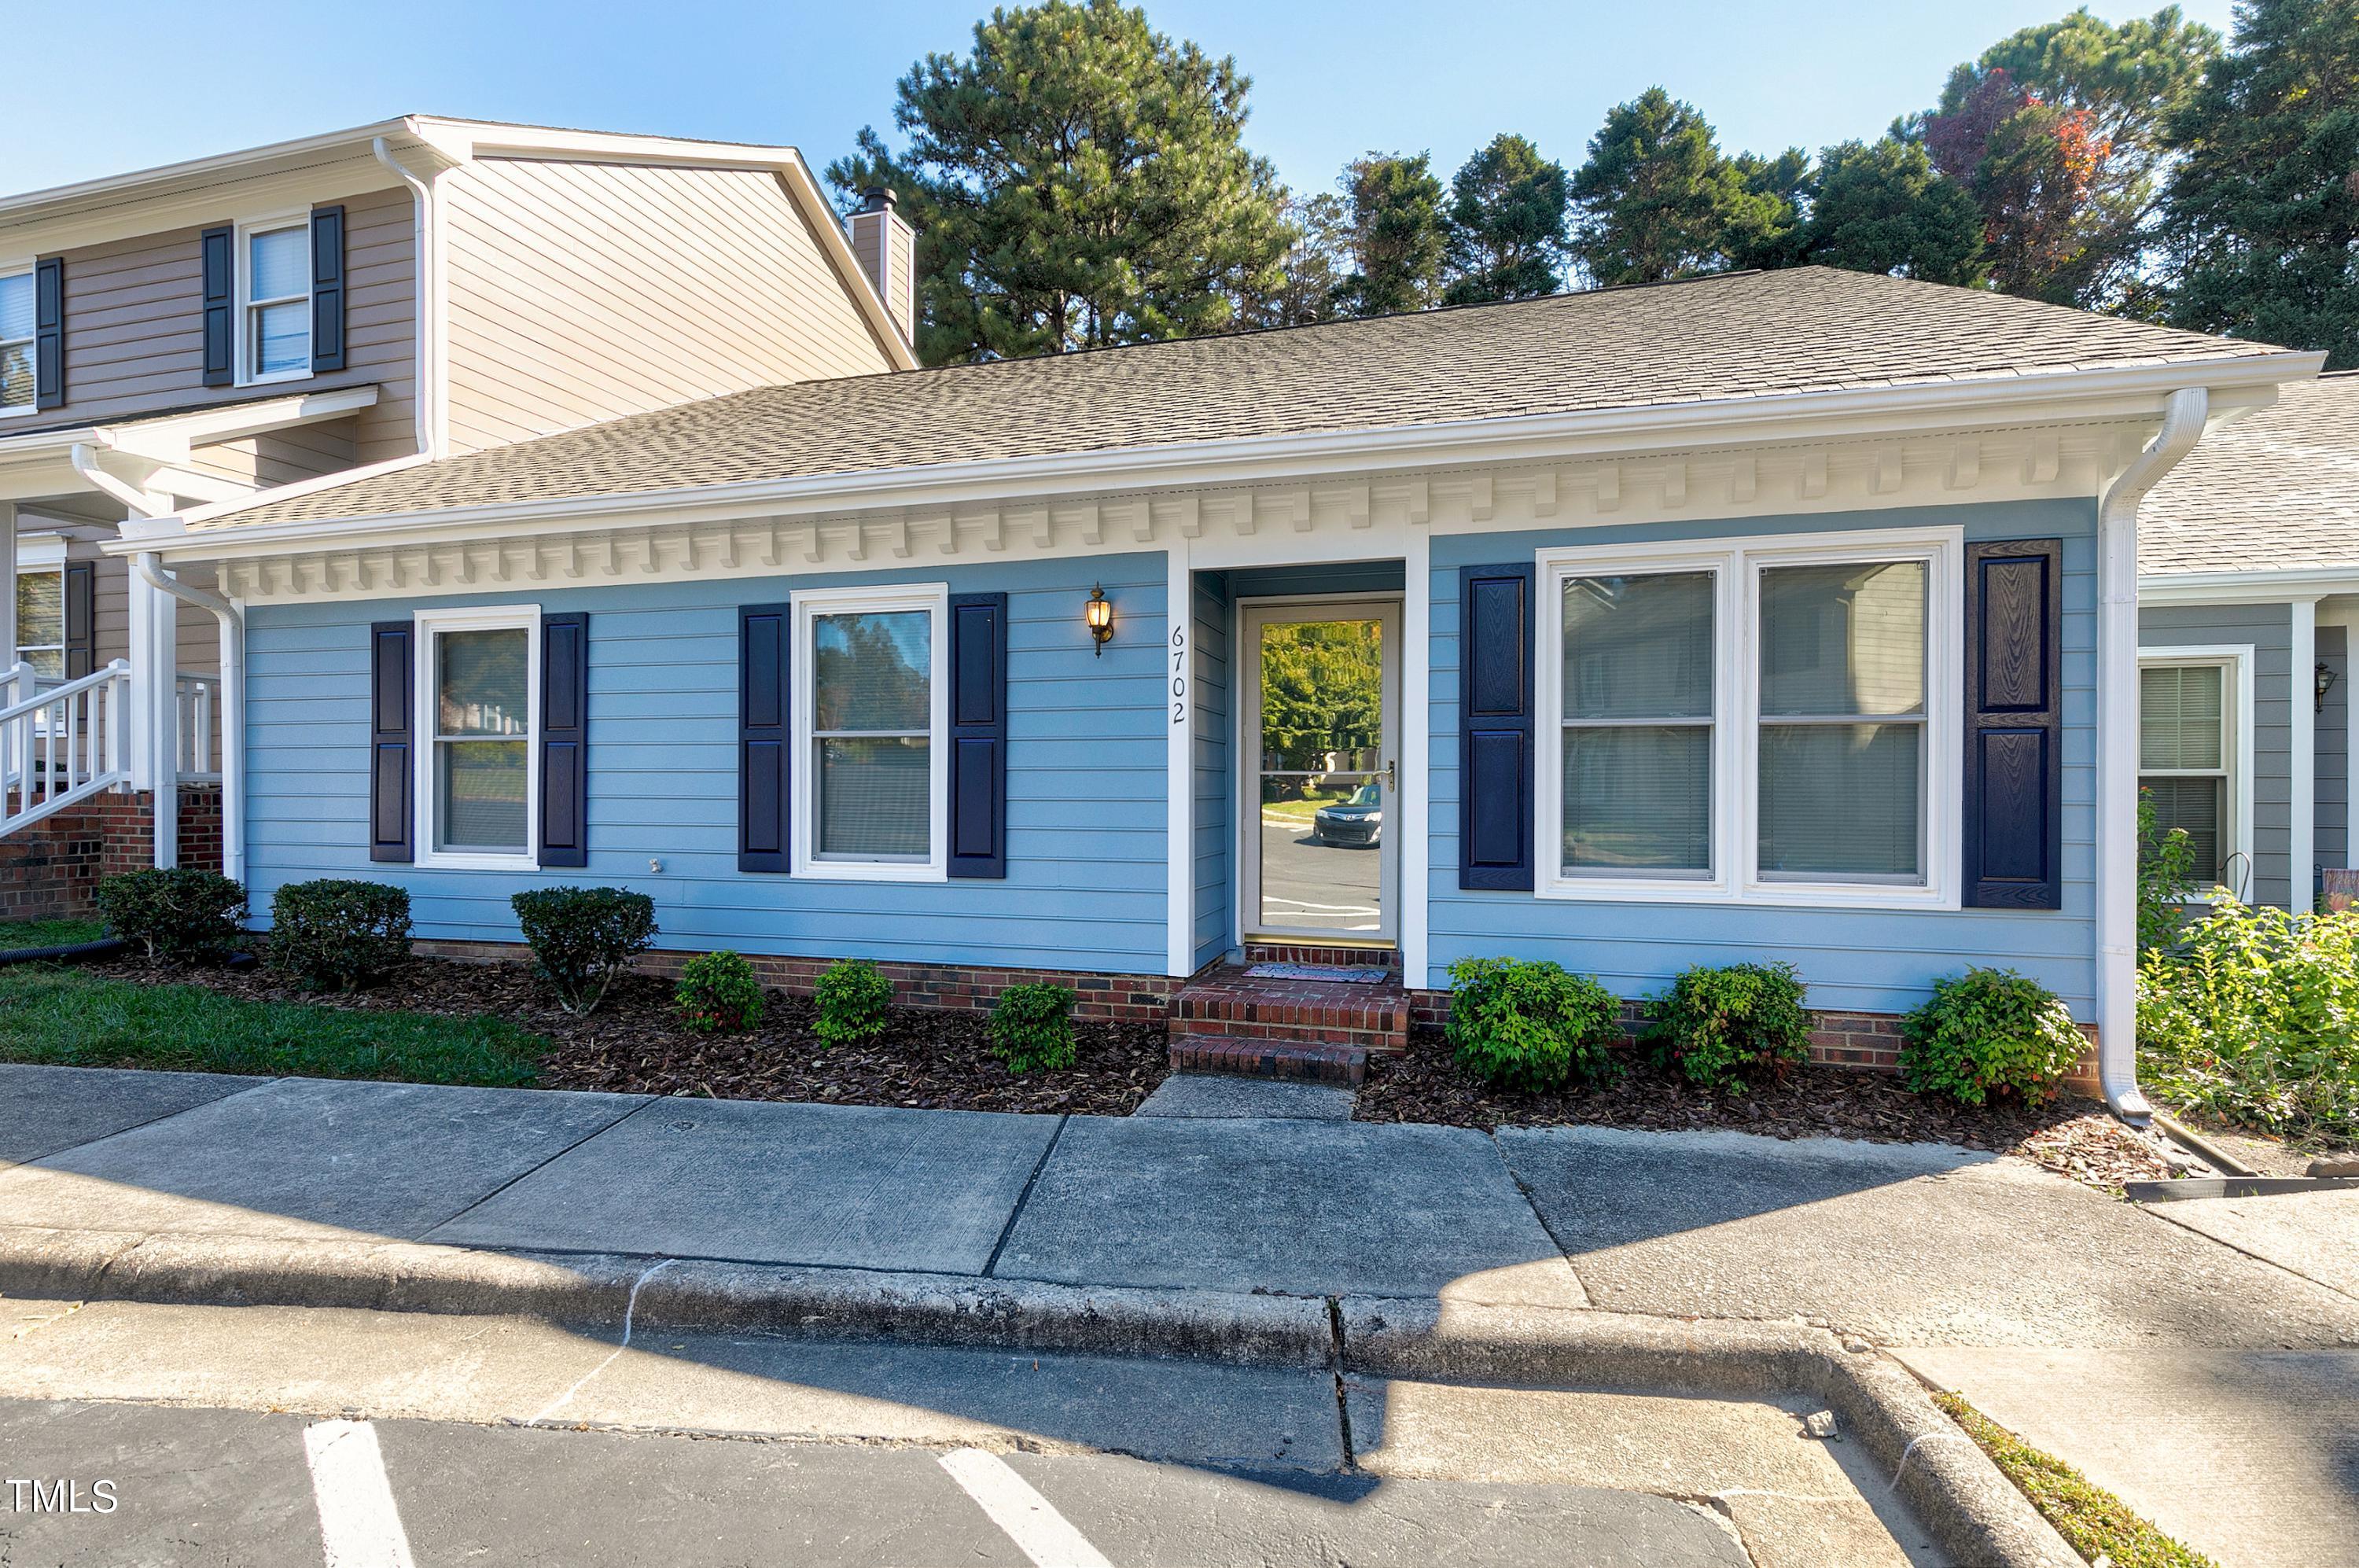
left=2, top=1064, right=2355, bottom=1566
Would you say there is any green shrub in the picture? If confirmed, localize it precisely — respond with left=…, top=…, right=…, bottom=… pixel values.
left=93, top=868, right=247, bottom=963
left=2138, top=790, right=2205, bottom=954
left=264, top=879, right=412, bottom=992
left=1645, top=961, right=1810, bottom=1094
left=813, top=959, right=893, bottom=1048
left=510, top=886, right=656, bottom=1017
left=989, top=982, right=1077, bottom=1073
left=675, top=950, right=765, bottom=1033
left=1445, top=957, right=1623, bottom=1091
left=1901, top=968, right=2087, bottom=1106
left=2138, top=894, right=2359, bottom=1147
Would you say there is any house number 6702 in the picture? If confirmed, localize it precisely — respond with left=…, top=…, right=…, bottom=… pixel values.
left=1171, top=624, right=1187, bottom=723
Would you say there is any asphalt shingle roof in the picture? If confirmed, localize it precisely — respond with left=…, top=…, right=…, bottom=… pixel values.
left=204, top=266, right=2286, bottom=532
left=2140, top=372, right=2359, bottom=576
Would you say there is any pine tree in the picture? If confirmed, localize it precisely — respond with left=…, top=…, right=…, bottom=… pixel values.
left=1330, top=153, right=1448, bottom=317
left=1569, top=89, right=1788, bottom=284
left=1799, top=138, right=1988, bottom=285
left=1441, top=134, right=1570, bottom=304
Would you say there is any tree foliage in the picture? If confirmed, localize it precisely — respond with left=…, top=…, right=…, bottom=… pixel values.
left=824, top=0, right=1291, bottom=363
left=1797, top=137, right=1989, bottom=285
left=1331, top=153, right=1448, bottom=316
left=1570, top=88, right=1782, bottom=284
left=1442, top=134, right=1570, bottom=304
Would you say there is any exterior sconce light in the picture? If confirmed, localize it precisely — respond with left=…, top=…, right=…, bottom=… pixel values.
left=2319, top=660, right=2339, bottom=716
left=1085, top=584, right=1113, bottom=656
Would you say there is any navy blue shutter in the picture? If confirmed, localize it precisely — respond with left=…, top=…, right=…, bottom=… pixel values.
left=1963, top=539, right=2063, bottom=909
left=62, top=563, right=94, bottom=679
left=738, top=602, right=792, bottom=873
left=538, top=613, right=589, bottom=867
left=369, top=622, right=414, bottom=863
left=32, top=256, right=63, bottom=410
left=946, top=593, right=1008, bottom=878
left=310, top=205, right=347, bottom=374
left=1459, top=563, right=1536, bottom=890
left=200, top=226, right=234, bottom=387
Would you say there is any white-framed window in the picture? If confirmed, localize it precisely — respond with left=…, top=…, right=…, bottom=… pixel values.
left=13, top=562, right=64, bottom=679
left=414, top=605, right=539, bottom=869
left=2137, top=646, right=2254, bottom=889
left=239, top=219, right=311, bottom=385
left=0, top=267, right=35, bottom=415
left=791, top=583, right=948, bottom=882
left=1535, top=526, right=1962, bottom=908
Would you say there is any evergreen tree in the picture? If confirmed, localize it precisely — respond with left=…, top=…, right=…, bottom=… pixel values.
left=1570, top=89, right=1787, bottom=284
left=2162, top=0, right=2359, bottom=364
left=1238, top=191, right=1351, bottom=327
left=1330, top=153, right=1448, bottom=316
left=1799, top=138, right=1989, bottom=285
left=825, top=0, right=1291, bottom=363
left=1441, top=134, right=1570, bottom=304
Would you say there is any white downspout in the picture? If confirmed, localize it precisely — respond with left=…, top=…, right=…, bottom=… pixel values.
left=134, top=553, right=245, bottom=887
left=372, top=136, right=440, bottom=459
left=2096, top=386, right=2208, bottom=1121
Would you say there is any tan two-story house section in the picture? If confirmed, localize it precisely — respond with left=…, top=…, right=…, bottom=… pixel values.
left=2, top=114, right=915, bottom=877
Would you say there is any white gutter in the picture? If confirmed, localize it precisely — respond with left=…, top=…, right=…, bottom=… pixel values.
left=2096, top=386, right=2209, bottom=1122
left=68, top=443, right=161, bottom=518
left=372, top=137, right=440, bottom=459
left=2140, top=565, right=2359, bottom=605
left=134, top=551, right=245, bottom=886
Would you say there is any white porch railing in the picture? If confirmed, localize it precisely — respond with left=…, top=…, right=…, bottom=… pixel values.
left=1, top=660, right=132, bottom=836
left=175, top=673, right=220, bottom=782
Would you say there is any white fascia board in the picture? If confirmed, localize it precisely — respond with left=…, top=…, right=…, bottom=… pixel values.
left=128, top=349, right=2321, bottom=562
left=2140, top=567, right=2359, bottom=605
left=100, top=386, right=384, bottom=465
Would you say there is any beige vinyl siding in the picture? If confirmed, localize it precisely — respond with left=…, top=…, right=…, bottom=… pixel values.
left=439, top=158, right=895, bottom=455
left=49, top=186, right=418, bottom=467
left=887, top=215, right=915, bottom=340
left=186, top=419, right=360, bottom=489
left=84, top=552, right=223, bottom=771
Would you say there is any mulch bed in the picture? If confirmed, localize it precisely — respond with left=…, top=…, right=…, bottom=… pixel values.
left=84, top=951, right=1171, bottom=1117
left=1358, top=1032, right=2177, bottom=1189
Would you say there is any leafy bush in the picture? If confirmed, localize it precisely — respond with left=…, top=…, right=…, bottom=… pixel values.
left=1445, top=957, right=1624, bottom=1091
left=510, top=886, right=656, bottom=1017
left=93, top=868, right=247, bottom=963
left=813, top=959, right=893, bottom=1048
left=1901, top=968, right=2087, bottom=1106
left=2138, top=893, right=2359, bottom=1147
left=264, top=879, right=412, bottom=992
left=1645, top=961, right=1810, bottom=1094
left=674, top=950, right=765, bottom=1033
left=2137, top=790, right=2205, bottom=954
left=989, top=982, right=1077, bottom=1073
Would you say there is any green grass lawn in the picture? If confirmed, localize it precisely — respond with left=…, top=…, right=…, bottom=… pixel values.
left=1935, top=1392, right=2217, bottom=1568
left=0, top=966, right=547, bottom=1088
left=0, top=917, right=110, bottom=951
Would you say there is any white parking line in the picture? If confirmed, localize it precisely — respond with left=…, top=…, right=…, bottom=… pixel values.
left=302, top=1420, right=415, bottom=1568
left=938, top=1448, right=1115, bottom=1568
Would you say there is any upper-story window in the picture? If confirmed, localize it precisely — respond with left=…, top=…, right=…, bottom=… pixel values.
left=241, top=223, right=311, bottom=383
left=0, top=269, right=34, bottom=414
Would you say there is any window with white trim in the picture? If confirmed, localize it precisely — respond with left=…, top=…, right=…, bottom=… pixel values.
left=793, top=585, right=948, bottom=879
left=0, top=269, right=34, bottom=414
left=241, top=223, right=310, bottom=383
left=13, top=565, right=63, bottom=677
left=2139, top=661, right=2233, bottom=882
left=1536, top=529, right=1960, bottom=907
left=416, top=608, right=537, bottom=864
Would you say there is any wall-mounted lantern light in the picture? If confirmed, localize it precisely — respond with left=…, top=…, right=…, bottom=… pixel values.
left=1085, top=584, right=1114, bottom=656
left=2319, top=660, right=2339, bottom=716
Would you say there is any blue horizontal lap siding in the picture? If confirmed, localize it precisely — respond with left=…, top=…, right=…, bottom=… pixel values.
left=1428, top=501, right=2104, bottom=1018
left=243, top=554, right=1170, bottom=974
left=2138, top=601, right=2294, bottom=908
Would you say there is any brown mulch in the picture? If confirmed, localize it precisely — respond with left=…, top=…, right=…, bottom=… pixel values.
left=1357, top=1032, right=2177, bottom=1190
left=85, top=951, right=1170, bottom=1117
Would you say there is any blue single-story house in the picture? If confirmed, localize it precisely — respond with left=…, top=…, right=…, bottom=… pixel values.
left=111, top=266, right=2321, bottom=1116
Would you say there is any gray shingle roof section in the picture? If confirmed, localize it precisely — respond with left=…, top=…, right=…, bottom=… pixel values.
left=205, top=265, right=2284, bottom=532
left=2141, top=373, right=2359, bottom=576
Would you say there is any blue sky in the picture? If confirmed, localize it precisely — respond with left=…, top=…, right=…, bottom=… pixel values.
left=6, top=2, right=2240, bottom=201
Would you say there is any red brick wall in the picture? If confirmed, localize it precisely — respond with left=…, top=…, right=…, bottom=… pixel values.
left=0, top=787, right=223, bottom=921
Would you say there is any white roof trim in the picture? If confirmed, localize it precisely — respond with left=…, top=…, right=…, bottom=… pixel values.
left=2140, top=565, right=2359, bottom=605
left=0, top=385, right=380, bottom=469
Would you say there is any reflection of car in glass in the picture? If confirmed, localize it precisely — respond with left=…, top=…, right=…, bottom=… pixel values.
left=1310, top=781, right=1382, bottom=847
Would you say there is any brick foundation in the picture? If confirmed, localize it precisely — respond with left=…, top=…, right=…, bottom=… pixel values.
left=0, top=787, right=223, bottom=921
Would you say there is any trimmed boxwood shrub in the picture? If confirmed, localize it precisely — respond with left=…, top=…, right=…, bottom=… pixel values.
left=93, top=868, right=247, bottom=963
left=510, top=886, right=656, bottom=1017
left=266, top=878, right=412, bottom=992
left=989, top=982, right=1077, bottom=1073
left=814, top=958, right=893, bottom=1048
left=1901, top=968, right=2087, bottom=1106
left=1445, top=956, right=1624, bottom=1091
left=675, top=949, right=766, bottom=1033
left=1646, top=961, right=1810, bottom=1094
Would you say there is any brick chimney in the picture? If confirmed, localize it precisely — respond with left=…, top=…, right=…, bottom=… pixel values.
left=848, top=188, right=917, bottom=351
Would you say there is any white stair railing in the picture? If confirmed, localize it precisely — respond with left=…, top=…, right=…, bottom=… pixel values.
left=1, top=660, right=132, bottom=836
left=175, top=673, right=219, bottom=782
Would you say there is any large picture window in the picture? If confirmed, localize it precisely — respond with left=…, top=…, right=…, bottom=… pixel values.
left=793, top=584, right=948, bottom=880
left=415, top=608, right=537, bottom=866
left=2138, top=653, right=2249, bottom=887
left=1536, top=528, right=1960, bottom=907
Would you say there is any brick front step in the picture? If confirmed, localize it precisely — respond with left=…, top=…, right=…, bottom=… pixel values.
left=1168, top=963, right=1409, bottom=1053
left=1240, top=943, right=1400, bottom=971
left=1168, top=1038, right=1369, bottom=1085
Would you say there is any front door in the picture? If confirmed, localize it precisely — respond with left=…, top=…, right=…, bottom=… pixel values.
left=1239, top=598, right=1402, bottom=944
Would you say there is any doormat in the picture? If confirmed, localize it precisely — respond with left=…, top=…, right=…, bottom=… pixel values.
left=1244, top=963, right=1391, bottom=984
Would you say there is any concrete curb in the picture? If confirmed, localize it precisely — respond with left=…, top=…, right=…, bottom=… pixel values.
left=0, top=1228, right=2076, bottom=1567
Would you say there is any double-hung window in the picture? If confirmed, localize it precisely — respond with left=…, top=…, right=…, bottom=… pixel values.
left=13, top=565, right=64, bottom=679
left=415, top=608, right=538, bottom=867
left=792, top=584, right=948, bottom=880
left=0, top=269, right=34, bottom=414
left=241, top=223, right=311, bottom=382
left=2138, top=654, right=2246, bottom=885
left=1537, top=528, right=1960, bottom=907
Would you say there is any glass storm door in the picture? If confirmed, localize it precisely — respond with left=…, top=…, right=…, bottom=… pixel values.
left=1240, top=599, right=1402, bottom=943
